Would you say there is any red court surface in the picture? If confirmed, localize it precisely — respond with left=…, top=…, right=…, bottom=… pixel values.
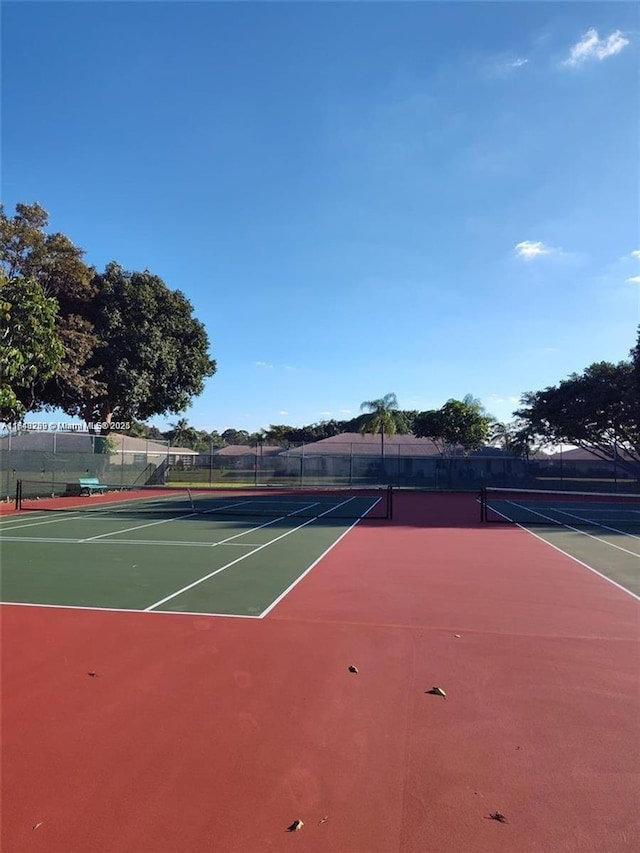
left=2, top=492, right=638, bottom=852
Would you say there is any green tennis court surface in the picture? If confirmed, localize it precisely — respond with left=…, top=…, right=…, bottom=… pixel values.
left=482, top=486, right=640, bottom=531
left=1, top=487, right=389, bottom=616
left=481, top=486, right=640, bottom=595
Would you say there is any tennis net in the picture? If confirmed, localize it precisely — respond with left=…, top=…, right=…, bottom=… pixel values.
left=481, top=487, right=640, bottom=530
left=16, top=480, right=392, bottom=521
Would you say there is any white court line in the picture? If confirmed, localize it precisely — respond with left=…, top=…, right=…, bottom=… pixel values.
left=489, top=504, right=640, bottom=602
left=80, top=501, right=321, bottom=548
left=4, top=502, right=322, bottom=549
left=553, top=508, right=640, bottom=541
left=144, top=496, right=360, bottom=611
left=77, top=499, right=262, bottom=541
left=503, top=501, right=640, bottom=558
left=0, top=497, right=255, bottom=533
left=0, top=536, right=263, bottom=548
left=79, top=512, right=199, bottom=539
left=0, top=601, right=261, bottom=618
left=259, top=498, right=382, bottom=618
left=553, top=508, right=640, bottom=514
left=1, top=503, right=323, bottom=550
left=0, top=513, right=85, bottom=532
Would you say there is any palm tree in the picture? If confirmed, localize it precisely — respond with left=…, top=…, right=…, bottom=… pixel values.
left=489, top=420, right=513, bottom=452
left=359, top=392, right=400, bottom=458
left=490, top=420, right=537, bottom=461
left=169, top=417, right=198, bottom=449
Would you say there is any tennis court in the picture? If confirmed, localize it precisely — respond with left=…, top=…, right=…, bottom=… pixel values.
left=1, top=488, right=638, bottom=852
left=2, top=484, right=391, bottom=616
left=482, top=486, right=640, bottom=596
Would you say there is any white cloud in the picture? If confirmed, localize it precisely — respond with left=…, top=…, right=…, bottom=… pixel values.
left=254, top=361, right=273, bottom=368
left=487, top=394, right=521, bottom=405
left=563, top=28, right=630, bottom=67
left=483, top=55, right=530, bottom=79
left=630, top=250, right=640, bottom=260
left=319, top=411, right=332, bottom=417
left=627, top=276, right=640, bottom=284
left=339, top=409, right=352, bottom=414
left=514, top=240, right=559, bottom=260
left=278, top=410, right=289, bottom=416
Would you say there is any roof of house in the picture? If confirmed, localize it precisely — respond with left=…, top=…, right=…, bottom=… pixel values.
left=545, top=447, right=633, bottom=462
left=212, top=444, right=283, bottom=457
left=0, top=430, right=197, bottom=456
left=280, top=433, right=516, bottom=457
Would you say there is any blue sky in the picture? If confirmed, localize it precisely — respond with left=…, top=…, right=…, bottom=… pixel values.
left=3, top=1, right=639, bottom=434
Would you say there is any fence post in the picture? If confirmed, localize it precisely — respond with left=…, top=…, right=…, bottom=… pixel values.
left=254, top=442, right=258, bottom=487
left=51, top=429, right=56, bottom=494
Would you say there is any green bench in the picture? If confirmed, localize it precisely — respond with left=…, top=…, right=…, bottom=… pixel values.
left=78, top=477, right=109, bottom=496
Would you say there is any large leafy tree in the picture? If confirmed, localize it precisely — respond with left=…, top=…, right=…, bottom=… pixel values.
left=414, top=397, right=493, bottom=457
left=359, top=392, right=406, bottom=456
left=63, top=263, right=216, bottom=433
left=221, top=428, right=251, bottom=446
left=1, top=205, right=216, bottom=433
left=263, top=424, right=299, bottom=448
left=0, top=276, right=65, bottom=423
left=515, top=351, right=639, bottom=466
left=632, top=326, right=640, bottom=426
left=0, top=203, right=103, bottom=410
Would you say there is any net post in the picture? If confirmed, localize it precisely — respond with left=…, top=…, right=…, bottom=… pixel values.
left=15, top=479, right=21, bottom=510
left=479, top=488, right=486, bottom=523
left=387, top=484, right=393, bottom=520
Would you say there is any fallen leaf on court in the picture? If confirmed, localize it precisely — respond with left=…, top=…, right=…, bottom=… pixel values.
left=319, top=816, right=329, bottom=824
left=489, top=811, right=508, bottom=823
left=348, top=665, right=359, bottom=674
left=287, top=819, right=304, bottom=832
left=32, top=822, right=43, bottom=830
left=454, top=634, right=461, bottom=638
left=426, top=686, right=446, bottom=698
left=87, top=671, right=98, bottom=677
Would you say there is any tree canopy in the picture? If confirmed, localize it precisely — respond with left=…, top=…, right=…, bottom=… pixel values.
left=65, top=263, right=216, bottom=432
left=515, top=347, right=639, bottom=465
left=489, top=419, right=539, bottom=461
left=0, top=203, right=103, bottom=413
left=414, top=397, right=493, bottom=456
left=0, top=276, right=65, bottom=423
left=1, top=204, right=216, bottom=432
left=359, top=393, right=408, bottom=456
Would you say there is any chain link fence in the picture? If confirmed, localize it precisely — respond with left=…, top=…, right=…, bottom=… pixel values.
left=3, top=434, right=637, bottom=499
left=164, top=443, right=640, bottom=493
left=0, top=432, right=170, bottom=500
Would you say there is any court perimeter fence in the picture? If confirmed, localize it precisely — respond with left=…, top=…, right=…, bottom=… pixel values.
left=2, top=438, right=638, bottom=501
left=0, top=434, right=171, bottom=501
left=170, top=443, right=639, bottom=493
